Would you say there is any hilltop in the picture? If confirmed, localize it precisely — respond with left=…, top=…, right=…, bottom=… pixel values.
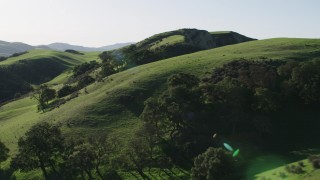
left=116, top=29, right=255, bottom=65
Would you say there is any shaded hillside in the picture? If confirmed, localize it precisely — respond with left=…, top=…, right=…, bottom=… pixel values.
left=0, top=50, right=99, bottom=102
left=118, top=28, right=256, bottom=65
left=210, top=31, right=255, bottom=46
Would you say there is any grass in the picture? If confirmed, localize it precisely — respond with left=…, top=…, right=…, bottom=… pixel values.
left=150, top=35, right=185, bottom=50
left=1, top=38, right=320, bottom=179
left=255, top=158, right=320, bottom=180
left=0, top=49, right=99, bottom=66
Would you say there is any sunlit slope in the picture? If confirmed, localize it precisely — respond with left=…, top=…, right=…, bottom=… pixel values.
left=1, top=38, right=320, bottom=160
left=0, top=49, right=99, bottom=66
left=255, top=158, right=320, bottom=180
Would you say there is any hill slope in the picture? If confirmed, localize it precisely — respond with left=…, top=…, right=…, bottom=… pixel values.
left=117, top=29, right=255, bottom=65
left=1, top=38, right=320, bottom=179
left=0, top=49, right=99, bottom=102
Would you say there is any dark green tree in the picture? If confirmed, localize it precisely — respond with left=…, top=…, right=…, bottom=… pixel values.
left=31, top=85, right=56, bottom=112
left=73, top=61, right=98, bottom=77
left=65, top=143, right=96, bottom=180
left=99, top=51, right=121, bottom=77
left=0, top=141, right=9, bottom=164
left=290, top=60, right=320, bottom=104
left=191, top=147, right=235, bottom=180
left=11, top=122, right=64, bottom=180
left=77, top=75, right=95, bottom=89
left=57, top=85, right=75, bottom=98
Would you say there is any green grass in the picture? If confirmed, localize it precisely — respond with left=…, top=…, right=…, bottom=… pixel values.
left=255, top=158, right=320, bottom=180
left=1, top=38, right=320, bottom=179
left=0, top=49, right=100, bottom=66
left=150, top=35, right=185, bottom=50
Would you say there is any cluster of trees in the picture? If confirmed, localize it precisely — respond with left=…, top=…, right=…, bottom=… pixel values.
left=98, top=51, right=123, bottom=77
left=139, top=59, right=320, bottom=179
left=4, top=121, right=175, bottom=179
left=65, top=49, right=84, bottom=55
left=72, top=61, right=98, bottom=78
left=9, top=122, right=120, bottom=180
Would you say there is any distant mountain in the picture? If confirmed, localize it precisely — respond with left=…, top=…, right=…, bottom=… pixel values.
left=0, top=40, right=34, bottom=57
left=47, top=42, right=133, bottom=52
left=0, top=40, right=133, bottom=57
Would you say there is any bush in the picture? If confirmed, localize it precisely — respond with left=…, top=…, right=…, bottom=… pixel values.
left=77, top=76, right=95, bottom=89
left=285, top=164, right=304, bottom=174
left=73, top=61, right=98, bottom=77
left=191, top=147, right=235, bottom=180
left=57, top=85, right=75, bottom=98
left=0, top=141, right=9, bottom=163
left=309, top=155, right=320, bottom=169
left=65, top=49, right=84, bottom=55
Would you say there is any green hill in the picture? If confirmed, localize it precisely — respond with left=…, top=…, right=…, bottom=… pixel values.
left=117, top=28, right=255, bottom=65
left=1, top=38, right=320, bottom=179
left=0, top=49, right=99, bottom=102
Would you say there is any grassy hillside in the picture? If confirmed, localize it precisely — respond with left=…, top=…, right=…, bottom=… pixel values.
left=118, top=28, right=255, bottom=65
left=255, top=157, right=320, bottom=180
left=1, top=38, right=320, bottom=179
left=0, top=49, right=99, bottom=102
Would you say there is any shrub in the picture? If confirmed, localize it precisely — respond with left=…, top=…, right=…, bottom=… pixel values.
left=65, top=49, right=84, bottom=55
left=73, top=61, right=98, bottom=77
left=309, top=155, right=320, bottom=169
left=191, top=147, right=235, bottom=180
left=57, top=85, right=75, bottom=98
left=77, top=76, right=95, bottom=89
left=285, top=164, right=304, bottom=174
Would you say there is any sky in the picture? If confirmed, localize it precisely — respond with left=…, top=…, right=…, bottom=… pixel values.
left=0, top=0, right=319, bottom=47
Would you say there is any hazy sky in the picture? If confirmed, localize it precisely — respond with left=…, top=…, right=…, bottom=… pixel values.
left=0, top=0, right=319, bottom=47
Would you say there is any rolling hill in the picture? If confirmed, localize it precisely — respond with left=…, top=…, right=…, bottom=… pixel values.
left=48, top=42, right=133, bottom=52
left=0, top=49, right=100, bottom=102
left=1, top=37, right=320, bottom=179
left=0, top=40, right=133, bottom=58
left=117, top=28, right=256, bottom=65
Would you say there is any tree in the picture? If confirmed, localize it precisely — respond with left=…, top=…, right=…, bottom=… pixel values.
left=64, top=143, right=96, bottom=180
left=290, top=60, right=320, bottom=104
left=252, top=87, right=281, bottom=113
left=57, top=85, right=75, bottom=98
left=31, top=85, right=56, bottom=112
left=0, top=141, right=9, bottom=164
left=62, top=136, right=120, bottom=180
left=11, top=122, right=64, bottom=180
left=191, top=147, right=235, bottom=180
left=77, top=76, right=95, bottom=89
left=99, top=51, right=120, bottom=77
left=73, top=61, right=98, bottom=77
